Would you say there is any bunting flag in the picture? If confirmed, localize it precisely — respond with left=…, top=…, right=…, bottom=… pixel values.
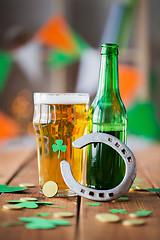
left=0, top=111, right=21, bottom=141
left=47, top=50, right=79, bottom=69
left=47, top=30, right=90, bottom=69
left=116, top=0, right=138, bottom=49
left=12, top=41, right=43, bottom=83
left=127, top=100, right=160, bottom=140
left=0, top=51, right=12, bottom=95
left=34, top=15, right=77, bottom=52
left=119, top=64, right=144, bottom=107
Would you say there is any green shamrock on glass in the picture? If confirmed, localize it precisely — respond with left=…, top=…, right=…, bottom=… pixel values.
left=52, top=139, right=67, bottom=159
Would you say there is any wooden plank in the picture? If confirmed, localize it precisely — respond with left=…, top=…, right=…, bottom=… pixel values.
left=78, top=158, right=160, bottom=240
left=134, top=144, right=160, bottom=187
left=0, top=148, right=36, bottom=184
left=0, top=156, right=78, bottom=240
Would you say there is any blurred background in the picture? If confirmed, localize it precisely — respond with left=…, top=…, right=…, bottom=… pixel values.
left=0, top=0, right=159, bottom=150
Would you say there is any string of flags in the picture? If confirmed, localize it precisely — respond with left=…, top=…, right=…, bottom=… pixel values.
left=0, top=14, right=159, bottom=141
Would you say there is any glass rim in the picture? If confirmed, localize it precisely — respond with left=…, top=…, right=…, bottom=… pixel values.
left=33, top=92, right=90, bottom=104
left=101, top=43, right=119, bottom=55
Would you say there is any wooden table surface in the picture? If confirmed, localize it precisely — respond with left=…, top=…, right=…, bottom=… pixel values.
left=0, top=144, right=160, bottom=240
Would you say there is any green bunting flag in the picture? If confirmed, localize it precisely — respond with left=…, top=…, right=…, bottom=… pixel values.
left=0, top=51, right=12, bottom=95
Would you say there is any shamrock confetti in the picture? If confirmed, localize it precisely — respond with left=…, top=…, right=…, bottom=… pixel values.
left=12, top=202, right=38, bottom=209
left=52, top=140, right=67, bottom=159
left=47, top=205, right=66, bottom=208
left=19, top=217, right=70, bottom=229
left=8, top=201, right=52, bottom=209
left=109, top=209, right=127, bottom=214
left=0, top=184, right=27, bottom=193
left=129, top=208, right=152, bottom=218
left=113, top=197, right=129, bottom=202
left=146, top=188, right=160, bottom=193
left=135, top=185, right=148, bottom=191
left=129, top=184, right=139, bottom=191
left=134, top=178, right=144, bottom=182
left=85, top=203, right=101, bottom=206
left=2, top=222, right=24, bottom=227
left=35, top=213, right=51, bottom=217
left=130, top=184, right=148, bottom=191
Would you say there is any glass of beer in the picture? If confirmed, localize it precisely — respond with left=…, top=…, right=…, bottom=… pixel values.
left=33, top=93, right=89, bottom=197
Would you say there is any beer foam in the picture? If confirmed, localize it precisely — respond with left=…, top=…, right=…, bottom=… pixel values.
left=34, top=93, right=89, bottom=104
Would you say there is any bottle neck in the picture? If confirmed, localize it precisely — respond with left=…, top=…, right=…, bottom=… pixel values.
left=96, top=54, right=119, bottom=99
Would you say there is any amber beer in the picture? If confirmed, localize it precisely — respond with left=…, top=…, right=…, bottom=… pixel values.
left=33, top=93, right=89, bottom=196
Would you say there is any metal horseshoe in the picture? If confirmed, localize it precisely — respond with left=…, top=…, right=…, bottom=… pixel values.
left=60, top=132, right=137, bottom=201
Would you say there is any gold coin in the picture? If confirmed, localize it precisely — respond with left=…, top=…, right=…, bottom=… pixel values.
left=129, top=213, right=146, bottom=218
left=3, top=204, right=22, bottom=210
left=129, top=188, right=135, bottom=192
left=95, top=213, right=120, bottom=223
left=43, top=181, right=58, bottom=197
left=122, top=219, right=145, bottom=226
left=20, top=197, right=37, bottom=201
left=53, top=212, right=74, bottom=218
left=130, top=185, right=148, bottom=192
left=114, top=197, right=129, bottom=202
left=19, top=183, right=35, bottom=188
left=135, top=185, right=148, bottom=191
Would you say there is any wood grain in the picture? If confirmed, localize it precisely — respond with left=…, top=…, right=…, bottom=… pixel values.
left=0, top=156, right=78, bottom=240
left=0, top=144, right=160, bottom=240
left=77, top=150, right=160, bottom=240
left=134, top=144, right=160, bottom=187
left=0, top=148, right=36, bottom=184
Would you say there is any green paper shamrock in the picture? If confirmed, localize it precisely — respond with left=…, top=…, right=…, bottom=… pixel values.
left=117, top=197, right=129, bottom=201
left=35, top=213, right=51, bottom=217
left=134, top=178, right=144, bottom=183
left=109, top=209, right=127, bottom=214
left=35, top=201, right=53, bottom=205
left=0, top=184, right=27, bottom=193
left=47, top=205, right=66, bottom=208
left=17, top=202, right=38, bottom=209
left=19, top=217, right=70, bottom=229
left=2, top=222, right=24, bottom=227
left=130, top=208, right=152, bottom=217
left=8, top=201, right=52, bottom=209
left=0, top=51, right=12, bottom=95
left=52, top=140, right=67, bottom=159
left=85, top=203, right=101, bottom=206
left=146, top=188, right=160, bottom=193
left=130, top=184, right=139, bottom=190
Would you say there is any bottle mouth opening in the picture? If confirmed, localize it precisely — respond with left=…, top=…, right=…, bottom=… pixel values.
left=101, top=43, right=119, bottom=55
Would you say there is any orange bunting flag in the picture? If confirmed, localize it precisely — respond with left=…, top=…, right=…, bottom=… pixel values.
left=34, top=15, right=77, bottom=52
left=0, top=111, right=21, bottom=142
left=119, top=64, right=144, bottom=107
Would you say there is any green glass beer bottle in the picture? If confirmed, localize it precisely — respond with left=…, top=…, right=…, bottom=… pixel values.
left=86, top=43, right=127, bottom=190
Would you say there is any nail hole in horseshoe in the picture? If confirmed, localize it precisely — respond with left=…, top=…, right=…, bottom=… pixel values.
left=81, top=189, right=85, bottom=193
left=115, top=142, right=120, bottom=148
left=127, top=156, right=133, bottom=162
left=109, top=192, right=114, bottom=197
left=121, top=149, right=127, bottom=154
left=108, top=138, right=113, bottom=142
left=99, top=193, right=105, bottom=198
left=89, top=191, right=95, bottom=196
